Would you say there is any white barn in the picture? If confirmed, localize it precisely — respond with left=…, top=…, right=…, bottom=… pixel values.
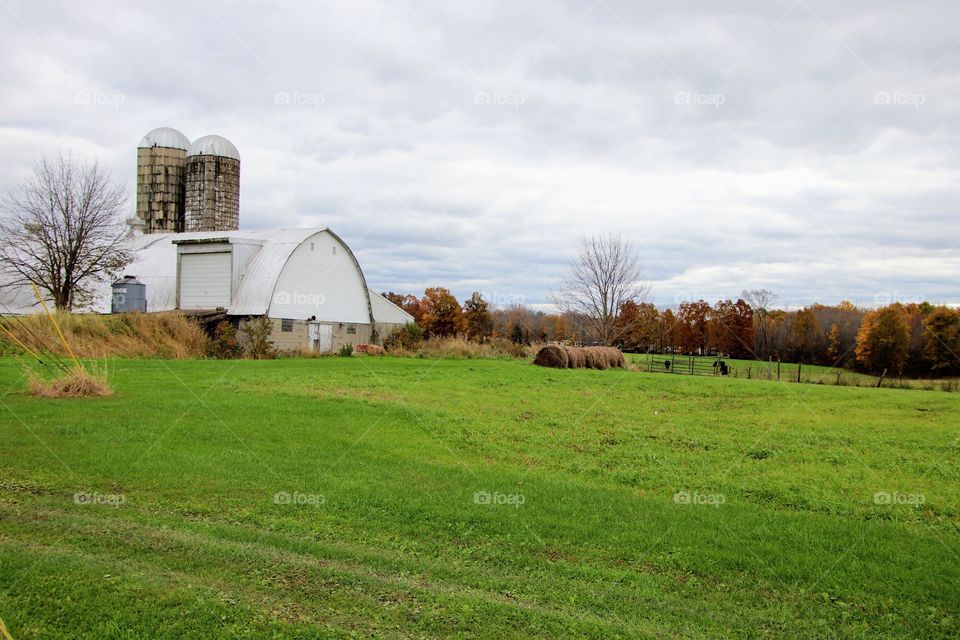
left=2, top=227, right=413, bottom=353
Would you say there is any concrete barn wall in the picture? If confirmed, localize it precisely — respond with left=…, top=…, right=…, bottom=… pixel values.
left=238, top=317, right=379, bottom=353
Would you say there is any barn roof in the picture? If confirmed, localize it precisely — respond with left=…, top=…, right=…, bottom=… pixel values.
left=90, top=228, right=326, bottom=315
left=2, top=227, right=414, bottom=325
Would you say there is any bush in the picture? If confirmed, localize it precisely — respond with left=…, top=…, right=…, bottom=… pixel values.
left=208, top=321, right=242, bottom=359
left=338, top=343, right=354, bottom=357
left=242, top=317, right=276, bottom=360
left=383, top=323, right=424, bottom=352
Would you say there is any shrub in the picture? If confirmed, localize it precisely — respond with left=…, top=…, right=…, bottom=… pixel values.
left=209, top=321, right=242, bottom=359
left=383, top=323, right=424, bottom=352
left=242, top=317, right=276, bottom=360
left=338, top=343, right=354, bottom=357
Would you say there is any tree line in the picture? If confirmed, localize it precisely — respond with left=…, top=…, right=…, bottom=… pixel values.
left=382, top=287, right=960, bottom=377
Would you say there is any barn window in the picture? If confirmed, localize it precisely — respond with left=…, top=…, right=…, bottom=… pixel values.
left=346, top=324, right=357, bottom=335
left=281, top=318, right=294, bottom=332
left=332, top=246, right=337, bottom=254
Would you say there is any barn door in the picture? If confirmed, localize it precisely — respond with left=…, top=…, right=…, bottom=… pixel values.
left=179, top=252, right=231, bottom=309
left=318, top=324, right=333, bottom=353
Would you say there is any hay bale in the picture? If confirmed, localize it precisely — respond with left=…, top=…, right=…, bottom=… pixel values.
left=582, top=347, right=609, bottom=370
left=562, top=345, right=586, bottom=369
left=597, top=346, right=625, bottom=368
left=533, top=344, right=569, bottom=368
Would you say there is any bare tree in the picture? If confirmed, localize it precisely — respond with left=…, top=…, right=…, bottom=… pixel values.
left=0, top=154, right=133, bottom=311
left=741, top=288, right=776, bottom=357
left=552, top=233, right=650, bottom=345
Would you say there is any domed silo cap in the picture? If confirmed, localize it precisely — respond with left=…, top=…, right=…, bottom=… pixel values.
left=138, top=127, right=190, bottom=151
left=188, top=135, right=240, bottom=160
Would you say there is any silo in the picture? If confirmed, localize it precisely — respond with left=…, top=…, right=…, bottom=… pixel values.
left=111, top=276, right=147, bottom=313
left=136, top=127, right=190, bottom=233
left=184, top=135, right=240, bottom=232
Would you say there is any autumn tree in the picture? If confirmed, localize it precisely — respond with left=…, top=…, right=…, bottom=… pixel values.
left=789, top=307, right=823, bottom=362
left=552, top=233, right=650, bottom=345
left=541, top=313, right=572, bottom=343
left=855, top=304, right=910, bottom=373
left=615, top=301, right=660, bottom=352
left=923, top=307, right=960, bottom=375
left=382, top=292, right=426, bottom=326
left=741, top=289, right=776, bottom=358
left=462, top=292, right=492, bottom=342
left=0, top=154, right=132, bottom=310
left=826, top=323, right=841, bottom=361
left=420, top=287, right=463, bottom=337
left=708, top=299, right=755, bottom=358
left=676, top=300, right=711, bottom=353
left=658, top=308, right=678, bottom=351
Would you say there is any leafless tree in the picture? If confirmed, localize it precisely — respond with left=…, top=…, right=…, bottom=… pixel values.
left=741, top=288, right=776, bottom=357
left=0, top=154, right=133, bottom=311
left=552, top=233, right=650, bottom=345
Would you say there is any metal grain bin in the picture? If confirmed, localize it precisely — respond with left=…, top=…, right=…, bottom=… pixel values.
left=111, top=276, right=147, bottom=313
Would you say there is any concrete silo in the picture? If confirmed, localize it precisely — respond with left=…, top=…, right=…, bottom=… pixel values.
left=184, top=135, right=240, bottom=232
left=136, top=127, right=190, bottom=233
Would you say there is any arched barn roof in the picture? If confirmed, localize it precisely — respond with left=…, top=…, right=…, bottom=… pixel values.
left=3, top=227, right=413, bottom=326
left=85, top=228, right=407, bottom=325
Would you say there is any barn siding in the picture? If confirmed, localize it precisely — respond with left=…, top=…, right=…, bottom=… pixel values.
left=267, top=231, right=371, bottom=323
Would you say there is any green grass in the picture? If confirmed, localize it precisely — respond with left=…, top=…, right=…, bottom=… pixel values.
left=1, top=356, right=958, bottom=638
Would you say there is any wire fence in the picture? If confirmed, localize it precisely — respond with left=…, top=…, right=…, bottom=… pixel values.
left=634, top=353, right=960, bottom=392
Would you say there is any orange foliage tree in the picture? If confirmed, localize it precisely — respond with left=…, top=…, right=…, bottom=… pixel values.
left=420, top=287, right=463, bottom=338
left=855, top=304, right=910, bottom=373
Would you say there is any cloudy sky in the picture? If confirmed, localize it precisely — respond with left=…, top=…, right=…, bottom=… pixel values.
left=2, top=0, right=958, bottom=309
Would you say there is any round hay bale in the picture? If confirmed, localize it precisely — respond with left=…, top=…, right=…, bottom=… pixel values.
left=533, top=344, right=569, bottom=368
left=583, top=347, right=610, bottom=370
left=599, top=346, right=625, bottom=368
left=562, top=345, right=586, bottom=368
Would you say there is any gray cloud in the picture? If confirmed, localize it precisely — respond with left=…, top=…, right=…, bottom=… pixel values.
left=2, top=0, right=959, bottom=308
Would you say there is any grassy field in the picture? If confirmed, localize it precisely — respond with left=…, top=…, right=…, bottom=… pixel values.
left=1, top=356, right=958, bottom=638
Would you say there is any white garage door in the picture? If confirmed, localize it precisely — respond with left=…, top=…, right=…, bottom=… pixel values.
left=179, top=252, right=231, bottom=309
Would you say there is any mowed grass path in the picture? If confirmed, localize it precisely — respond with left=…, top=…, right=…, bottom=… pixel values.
left=0, top=356, right=958, bottom=638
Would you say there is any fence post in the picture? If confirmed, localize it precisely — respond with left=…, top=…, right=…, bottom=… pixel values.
left=777, top=360, right=781, bottom=381
left=748, top=366, right=752, bottom=380
left=877, top=368, right=887, bottom=388
left=797, top=362, right=802, bottom=383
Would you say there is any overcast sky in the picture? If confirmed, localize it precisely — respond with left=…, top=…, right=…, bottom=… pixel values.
left=2, top=0, right=958, bottom=309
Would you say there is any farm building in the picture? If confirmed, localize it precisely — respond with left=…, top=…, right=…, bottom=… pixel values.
left=0, top=127, right=413, bottom=352
left=98, top=228, right=412, bottom=352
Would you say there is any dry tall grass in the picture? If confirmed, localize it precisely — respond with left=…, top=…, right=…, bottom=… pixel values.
left=388, top=336, right=535, bottom=359
left=0, top=312, right=209, bottom=359
left=27, top=364, right=113, bottom=398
